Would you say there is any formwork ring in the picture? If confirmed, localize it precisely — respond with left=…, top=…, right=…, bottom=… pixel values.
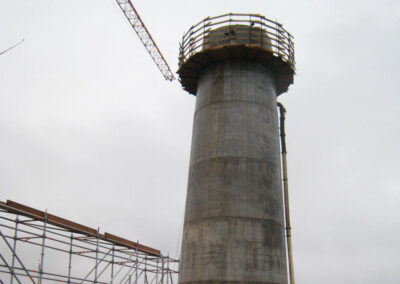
left=177, top=13, right=296, bottom=96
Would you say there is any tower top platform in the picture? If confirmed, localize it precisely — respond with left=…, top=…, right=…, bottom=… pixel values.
left=177, top=13, right=295, bottom=96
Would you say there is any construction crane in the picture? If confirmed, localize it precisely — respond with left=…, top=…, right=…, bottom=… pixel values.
left=115, top=0, right=175, bottom=81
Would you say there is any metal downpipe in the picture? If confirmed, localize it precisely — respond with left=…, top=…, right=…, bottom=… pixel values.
left=277, top=102, right=295, bottom=284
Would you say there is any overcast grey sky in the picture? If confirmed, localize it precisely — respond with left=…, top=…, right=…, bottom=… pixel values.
left=1, top=0, right=400, bottom=283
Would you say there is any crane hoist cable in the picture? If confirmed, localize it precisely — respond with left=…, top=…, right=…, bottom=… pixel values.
left=0, top=39, right=24, bottom=56
left=114, top=0, right=175, bottom=81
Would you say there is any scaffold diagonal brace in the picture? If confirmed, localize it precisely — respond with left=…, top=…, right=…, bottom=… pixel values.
left=79, top=248, right=112, bottom=283
left=0, top=253, right=22, bottom=284
left=0, top=231, right=36, bottom=284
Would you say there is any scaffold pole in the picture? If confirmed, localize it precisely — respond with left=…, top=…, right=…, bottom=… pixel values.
left=10, top=214, right=19, bottom=284
left=38, top=210, right=47, bottom=284
left=0, top=200, right=179, bottom=284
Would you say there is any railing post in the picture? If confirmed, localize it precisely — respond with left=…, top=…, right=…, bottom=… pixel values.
left=289, top=33, right=295, bottom=69
left=203, top=19, right=206, bottom=50
left=189, top=26, right=194, bottom=57
left=229, top=13, right=232, bottom=46
left=275, top=21, right=279, bottom=57
left=179, top=41, right=183, bottom=67
left=249, top=15, right=252, bottom=45
left=260, top=16, right=263, bottom=48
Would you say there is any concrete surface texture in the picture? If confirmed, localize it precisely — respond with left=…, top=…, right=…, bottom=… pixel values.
left=179, top=59, right=288, bottom=284
left=204, top=25, right=272, bottom=51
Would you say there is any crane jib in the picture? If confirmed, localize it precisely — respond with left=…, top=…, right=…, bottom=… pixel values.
left=115, top=0, right=175, bottom=81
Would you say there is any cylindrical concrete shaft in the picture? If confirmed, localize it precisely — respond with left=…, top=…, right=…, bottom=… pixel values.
left=179, top=59, right=288, bottom=284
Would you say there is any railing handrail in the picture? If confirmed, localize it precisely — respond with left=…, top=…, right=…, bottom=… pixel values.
left=179, top=13, right=295, bottom=73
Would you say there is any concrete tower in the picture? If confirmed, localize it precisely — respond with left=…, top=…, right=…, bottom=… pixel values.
left=177, top=14, right=295, bottom=284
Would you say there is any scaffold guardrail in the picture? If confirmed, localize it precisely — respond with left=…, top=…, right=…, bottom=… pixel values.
left=0, top=200, right=178, bottom=284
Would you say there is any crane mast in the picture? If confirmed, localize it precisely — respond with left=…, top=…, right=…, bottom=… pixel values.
left=115, top=0, right=175, bottom=81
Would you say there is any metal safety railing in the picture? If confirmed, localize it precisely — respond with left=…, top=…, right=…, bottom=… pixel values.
left=178, top=13, right=295, bottom=72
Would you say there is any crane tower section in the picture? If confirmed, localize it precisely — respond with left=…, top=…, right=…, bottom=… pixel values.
left=115, top=0, right=175, bottom=81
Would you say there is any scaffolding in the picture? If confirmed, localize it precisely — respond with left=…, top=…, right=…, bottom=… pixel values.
left=0, top=200, right=179, bottom=284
